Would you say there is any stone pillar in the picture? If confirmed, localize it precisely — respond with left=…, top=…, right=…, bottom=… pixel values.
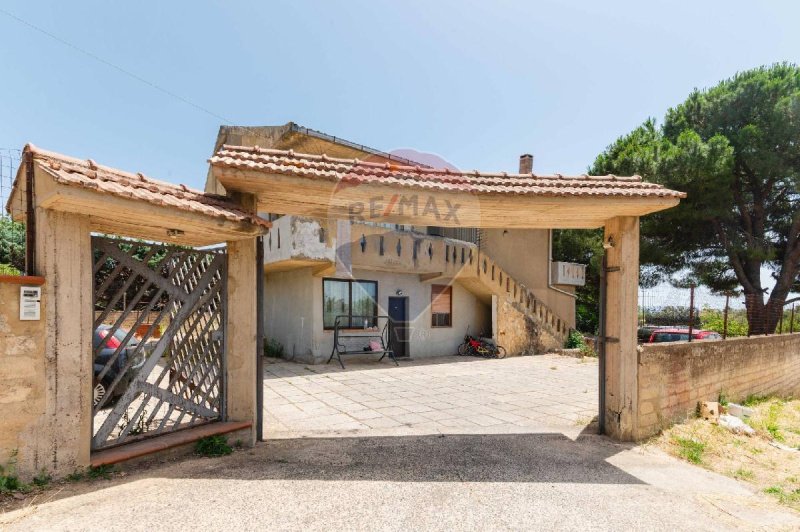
left=603, top=216, right=640, bottom=440
left=225, top=238, right=258, bottom=445
left=35, top=209, right=93, bottom=476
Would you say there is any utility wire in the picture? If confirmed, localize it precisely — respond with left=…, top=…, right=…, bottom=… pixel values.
left=0, top=7, right=232, bottom=123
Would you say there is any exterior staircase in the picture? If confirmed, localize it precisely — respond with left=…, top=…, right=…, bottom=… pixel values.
left=264, top=216, right=571, bottom=354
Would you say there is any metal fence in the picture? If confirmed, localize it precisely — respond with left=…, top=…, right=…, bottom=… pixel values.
left=0, top=148, right=21, bottom=214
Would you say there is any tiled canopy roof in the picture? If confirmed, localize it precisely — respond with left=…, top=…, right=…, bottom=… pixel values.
left=210, top=145, right=686, bottom=199
left=12, top=145, right=270, bottom=228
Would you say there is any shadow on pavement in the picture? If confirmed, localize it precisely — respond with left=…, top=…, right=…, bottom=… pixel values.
left=263, top=353, right=544, bottom=379
left=177, top=423, right=640, bottom=485
left=0, top=423, right=639, bottom=515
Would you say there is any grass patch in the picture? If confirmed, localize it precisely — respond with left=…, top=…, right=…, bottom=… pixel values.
left=656, top=397, right=800, bottom=512
left=674, top=437, right=706, bottom=464
left=764, top=486, right=800, bottom=506
left=765, top=402, right=785, bottom=442
left=733, top=467, right=754, bottom=481
left=743, top=394, right=771, bottom=407
left=195, top=435, right=233, bottom=457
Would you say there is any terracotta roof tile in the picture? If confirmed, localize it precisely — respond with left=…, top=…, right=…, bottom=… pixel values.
left=210, top=146, right=686, bottom=199
left=12, top=144, right=269, bottom=228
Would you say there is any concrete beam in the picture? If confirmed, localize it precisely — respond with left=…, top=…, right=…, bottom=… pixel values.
left=35, top=209, right=93, bottom=476
left=225, top=238, right=258, bottom=445
left=603, top=216, right=640, bottom=440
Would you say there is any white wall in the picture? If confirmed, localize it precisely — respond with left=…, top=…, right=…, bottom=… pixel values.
left=264, top=267, right=490, bottom=364
left=264, top=268, right=316, bottom=361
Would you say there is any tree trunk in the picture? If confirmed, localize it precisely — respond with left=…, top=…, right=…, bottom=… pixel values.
left=745, top=293, right=784, bottom=335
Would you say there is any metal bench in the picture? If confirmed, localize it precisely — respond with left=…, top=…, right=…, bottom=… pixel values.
left=327, top=314, right=399, bottom=369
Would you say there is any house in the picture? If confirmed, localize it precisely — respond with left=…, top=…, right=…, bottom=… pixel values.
left=204, top=123, right=584, bottom=363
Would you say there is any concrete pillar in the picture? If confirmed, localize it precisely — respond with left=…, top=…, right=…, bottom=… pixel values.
left=35, top=209, right=93, bottom=476
left=225, top=238, right=258, bottom=445
left=603, top=216, right=640, bottom=440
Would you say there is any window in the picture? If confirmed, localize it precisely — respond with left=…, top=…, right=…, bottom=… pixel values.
left=323, top=278, right=378, bottom=329
left=431, top=285, right=452, bottom=327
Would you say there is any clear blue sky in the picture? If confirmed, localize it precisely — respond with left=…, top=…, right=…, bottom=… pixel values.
left=0, top=1, right=798, bottom=189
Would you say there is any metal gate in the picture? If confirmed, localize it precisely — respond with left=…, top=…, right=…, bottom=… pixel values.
left=91, top=236, right=227, bottom=450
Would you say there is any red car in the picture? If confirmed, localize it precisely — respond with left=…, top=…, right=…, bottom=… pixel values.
left=648, top=328, right=722, bottom=343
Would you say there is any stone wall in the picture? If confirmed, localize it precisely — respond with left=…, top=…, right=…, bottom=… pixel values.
left=0, top=276, right=47, bottom=477
left=636, top=334, right=800, bottom=439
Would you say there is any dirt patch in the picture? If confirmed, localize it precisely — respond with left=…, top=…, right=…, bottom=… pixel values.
left=653, top=397, right=800, bottom=512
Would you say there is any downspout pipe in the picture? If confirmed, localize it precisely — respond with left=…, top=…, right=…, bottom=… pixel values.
left=598, top=252, right=607, bottom=435
left=256, top=235, right=265, bottom=442
left=547, top=229, right=577, bottom=299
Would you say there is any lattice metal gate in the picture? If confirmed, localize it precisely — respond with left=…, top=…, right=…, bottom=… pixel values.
left=91, top=236, right=227, bottom=450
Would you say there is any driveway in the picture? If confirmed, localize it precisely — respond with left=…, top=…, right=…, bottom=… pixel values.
left=264, top=354, right=599, bottom=436
left=2, top=355, right=799, bottom=531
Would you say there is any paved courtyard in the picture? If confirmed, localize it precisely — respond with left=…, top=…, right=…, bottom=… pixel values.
left=263, top=354, right=598, bottom=437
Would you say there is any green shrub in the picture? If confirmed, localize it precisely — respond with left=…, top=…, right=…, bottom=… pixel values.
left=699, top=307, right=749, bottom=337
left=195, top=435, right=232, bottom=457
left=0, top=450, right=27, bottom=493
left=32, top=469, right=51, bottom=487
left=264, top=338, right=285, bottom=358
left=0, top=263, right=21, bottom=275
left=564, top=330, right=586, bottom=349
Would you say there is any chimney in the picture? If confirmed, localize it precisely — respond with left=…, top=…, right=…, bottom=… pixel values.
left=519, top=153, right=533, bottom=174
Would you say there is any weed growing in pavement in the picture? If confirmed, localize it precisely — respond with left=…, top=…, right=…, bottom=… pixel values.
left=87, top=465, right=115, bottom=480
left=195, top=435, right=233, bottom=457
left=66, top=470, right=85, bottom=482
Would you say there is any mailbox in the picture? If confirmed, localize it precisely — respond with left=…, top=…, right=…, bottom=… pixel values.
left=19, top=286, right=42, bottom=321
left=550, top=261, right=586, bottom=287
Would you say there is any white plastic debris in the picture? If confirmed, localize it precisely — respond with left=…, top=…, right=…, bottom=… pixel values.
left=726, top=403, right=754, bottom=420
left=718, top=414, right=755, bottom=435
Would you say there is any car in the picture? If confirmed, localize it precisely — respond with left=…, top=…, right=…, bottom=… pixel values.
left=638, top=325, right=669, bottom=343
left=93, top=325, right=147, bottom=407
left=647, top=328, right=723, bottom=343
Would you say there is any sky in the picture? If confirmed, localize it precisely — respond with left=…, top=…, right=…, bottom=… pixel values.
left=1, top=1, right=798, bottom=307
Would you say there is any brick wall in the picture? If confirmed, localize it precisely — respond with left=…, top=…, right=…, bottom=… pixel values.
left=636, top=333, right=800, bottom=439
